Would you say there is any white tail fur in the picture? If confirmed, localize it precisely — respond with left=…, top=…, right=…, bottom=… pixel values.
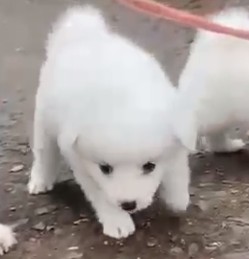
left=46, top=6, right=107, bottom=57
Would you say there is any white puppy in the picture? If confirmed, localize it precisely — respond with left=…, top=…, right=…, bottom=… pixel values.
left=0, top=224, right=16, bottom=255
left=28, top=6, right=193, bottom=239
left=178, top=8, right=249, bottom=153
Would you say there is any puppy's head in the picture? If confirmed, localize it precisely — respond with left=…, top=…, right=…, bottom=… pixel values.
left=71, top=92, right=197, bottom=213
left=73, top=119, right=174, bottom=213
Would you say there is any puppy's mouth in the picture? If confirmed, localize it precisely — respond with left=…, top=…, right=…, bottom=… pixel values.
left=119, top=203, right=149, bottom=214
left=122, top=207, right=142, bottom=214
left=125, top=208, right=137, bottom=214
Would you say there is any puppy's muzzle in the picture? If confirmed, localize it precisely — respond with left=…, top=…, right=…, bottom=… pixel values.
left=120, top=201, right=137, bottom=212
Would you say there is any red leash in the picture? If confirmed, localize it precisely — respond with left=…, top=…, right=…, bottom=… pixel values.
left=117, top=0, right=249, bottom=40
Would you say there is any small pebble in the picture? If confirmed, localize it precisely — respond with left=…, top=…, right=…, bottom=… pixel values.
left=10, top=164, right=24, bottom=173
left=68, top=246, right=79, bottom=251
left=205, top=242, right=222, bottom=253
left=200, top=191, right=226, bottom=200
left=221, top=222, right=227, bottom=229
left=146, top=237, right=157, bottom=248
left=67, top=252, right=83, bottom=259
left=5, top=187, right=13, bottom=192
left=189, top=187, right=196, bottom=196
left=46, top=225, right=55, bottom=231
left=170, top=235, right=178, bottom=243
left=231, top=189, right=239, bottom=194
left=35, top=207, right=50, bottom=216
left=180, top=238, right=186, bottom=246
left=170, top=246, right=183, bottom=256
left=194, top=200, right=208, bottom=212
left=116, top=240, right=124, bottom=247
left=188, top=243, right=199, bottom=257
left=205, top=245, right=218, bottom=253
left=19, top=145, right=30, bottom=155
left=73, top=218, right=89, bottom=225
left=198, top=182, right=214, bottom=188
left=209, top=242, right=222, bottom=247
left=32, top=222, right=46, bottom=231
left=35, top=205, right=57, bottom=216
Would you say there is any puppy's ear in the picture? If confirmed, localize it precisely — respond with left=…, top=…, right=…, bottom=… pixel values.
left=59, top=130, right=80, bottom=157
left=172, top=100, right=197, bottom=151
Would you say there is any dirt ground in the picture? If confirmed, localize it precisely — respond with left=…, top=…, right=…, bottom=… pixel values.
left=2, top=0, right=249, bottom=258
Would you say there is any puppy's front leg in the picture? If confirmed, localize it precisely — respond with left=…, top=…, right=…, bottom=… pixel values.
left=75, top=172, right=135, bottom=239
left=28, top=112, right=60, bottom=194
left=160, top=148, right=190, bottom=213
left=65, top=152, right=135, bottom=239
left=95, top=195, right=135, bottom=239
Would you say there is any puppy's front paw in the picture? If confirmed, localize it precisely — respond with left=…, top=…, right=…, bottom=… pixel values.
left=28, top=178, right=54, bottom=194
left=219, top=138, right=245, bottom=153
left=101, top=210, right=135, bottom=239
left=28, top=169, right=54, bottom=195
left=206, top=137, right=245, bottom=153
left=166, top=197, right=189, bottom=214
left=160, top=188, right=190, bottom=214
left=0, top=224, right=17, bottom=255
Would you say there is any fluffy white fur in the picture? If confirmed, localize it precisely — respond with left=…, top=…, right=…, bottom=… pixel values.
left=28, top=6, right=192, bottom=239
left=0, top=224, right=16, bottom=255
left=178, top=8, right=249, bottom=152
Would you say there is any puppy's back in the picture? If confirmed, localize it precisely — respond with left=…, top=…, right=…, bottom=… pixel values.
left=178, top=8, right=249, bottom=131
left=179, top=8, right=249, bottom=92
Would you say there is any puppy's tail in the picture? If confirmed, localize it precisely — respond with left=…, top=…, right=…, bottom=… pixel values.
left=46, top=5, right=107, bottom=56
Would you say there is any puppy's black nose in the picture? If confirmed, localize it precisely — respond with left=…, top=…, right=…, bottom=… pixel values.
left=121, top=201, right=137, bottom=211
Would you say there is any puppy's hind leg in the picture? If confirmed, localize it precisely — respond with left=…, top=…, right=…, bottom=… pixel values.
left=28, top=111, right=60, bottom=194
left=205, top=132, right=245, bottom=153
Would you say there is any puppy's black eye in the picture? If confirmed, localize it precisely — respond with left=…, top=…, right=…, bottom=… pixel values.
left=142, top=162, right=156, bottom=174
left=99, top=164, right=113, bottom=175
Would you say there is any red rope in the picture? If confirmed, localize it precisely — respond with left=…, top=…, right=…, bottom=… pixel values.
left=117, top=0, right=249, bottom=40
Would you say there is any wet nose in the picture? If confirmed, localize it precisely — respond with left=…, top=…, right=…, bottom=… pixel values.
left=121, top=201, right=137, bottom=211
